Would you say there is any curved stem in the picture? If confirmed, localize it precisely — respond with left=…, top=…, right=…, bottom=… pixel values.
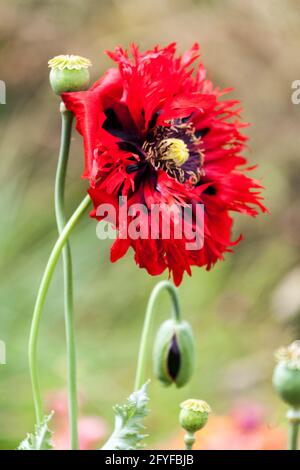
left=288, top=421, right=299, bottom=450
left=29, top=194, right=91, bottom=426
left=134, top=280, right=181, bottom=391
left=54, top=104, right=78, bottom=449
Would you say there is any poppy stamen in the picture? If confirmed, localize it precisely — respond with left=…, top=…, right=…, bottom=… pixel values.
left=142, top=122, right=204, bottom=185
left=158, top=138, right=189, bottom=167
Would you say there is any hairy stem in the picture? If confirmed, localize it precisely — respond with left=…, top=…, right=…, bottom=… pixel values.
left=54, top=104, right=78, bottom=449
left=28, top=194, right=91, bottom=426
left=134, top=280, right=181, bottom=391
left=288, top=421, right=299, bottom=450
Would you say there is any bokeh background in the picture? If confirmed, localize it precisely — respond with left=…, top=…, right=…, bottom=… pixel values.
left=0, top=0, right=300, bottom=450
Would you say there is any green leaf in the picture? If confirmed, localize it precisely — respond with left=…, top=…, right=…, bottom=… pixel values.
left=18, top=412, right=54, bottom=450
left=101, top=382, right=150, bottom=450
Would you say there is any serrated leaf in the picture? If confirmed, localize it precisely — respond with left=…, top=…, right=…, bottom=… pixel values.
left=101, top=382, right=150, bottom=450
left=18, top=412, right=54, bottom=450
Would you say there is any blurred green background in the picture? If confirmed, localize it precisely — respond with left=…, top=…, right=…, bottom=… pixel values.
left=0, top=0, right=300, bottom=450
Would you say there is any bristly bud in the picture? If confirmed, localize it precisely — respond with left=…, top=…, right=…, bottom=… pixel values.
left=179, top=399, right=211, bottom=433
left=153, top=319, right=195, bottom=388
left=273, top=340, right=300, bottom=409
left=48, top=55, right=91, bottom=95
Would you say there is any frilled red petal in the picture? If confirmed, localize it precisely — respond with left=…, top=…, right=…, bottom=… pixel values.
left=62, top=68, right=123, bottom=178
left=110, top=238, right=131, bottom=262
left=158, top=93, right=216, bottom=124
left=180, top=42, right=200, bottom=68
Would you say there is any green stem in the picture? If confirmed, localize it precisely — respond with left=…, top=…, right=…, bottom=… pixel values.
left=54, top=104, right=78, bottom=449
left=134, top=280, right=181, bottom=391
left=288, top=421, right=299, bottom=450
left=28, top=194, right=91, bottom=427
left=184, top=432, right=195, bottom=450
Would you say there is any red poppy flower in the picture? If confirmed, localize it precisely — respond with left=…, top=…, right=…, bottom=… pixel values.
left=62, top=43, right=266, bottom=285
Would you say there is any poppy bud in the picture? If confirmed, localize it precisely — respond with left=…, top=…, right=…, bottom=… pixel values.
left=48, top=55, right=91, bottom=95
left=273, top=340, right=300, bottom=409
left=153, top=319, right=194, bottom=387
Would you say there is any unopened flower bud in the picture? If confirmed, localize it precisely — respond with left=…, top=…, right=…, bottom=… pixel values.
left=179, top=399, right=211, bottom=433
left=153, top=319, right=194, bottom=388
left=48, top=55, right=91, bottom=95
left=273, top=340, right=300, bottom=409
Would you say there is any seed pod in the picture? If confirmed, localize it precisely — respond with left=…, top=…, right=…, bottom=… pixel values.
left=48, top=55, right=91, bottom=95
left=273, top=341, right=300, bottom=408
left=153, top=319, right=194, bottom=387
left=179, top=399, right=211, bottom=433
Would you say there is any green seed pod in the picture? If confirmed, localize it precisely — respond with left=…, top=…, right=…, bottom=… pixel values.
left=48, top=55, right=91, bottom=95
left=153, top=318, right=194, bottom=388
left=179, top=399, right=211, bottom=433
left=273, top=341, right=300, bottom=408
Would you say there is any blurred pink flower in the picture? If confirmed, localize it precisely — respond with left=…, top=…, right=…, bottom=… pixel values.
left=46, top=390, right=107, bottom=450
